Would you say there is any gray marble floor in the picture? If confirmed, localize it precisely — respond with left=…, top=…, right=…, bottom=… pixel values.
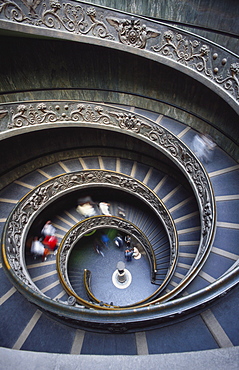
left=68, top=230, right=158, bottom=307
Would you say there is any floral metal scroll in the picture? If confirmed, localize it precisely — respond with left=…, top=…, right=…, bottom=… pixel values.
left=0, top=0, right=238, bottom=101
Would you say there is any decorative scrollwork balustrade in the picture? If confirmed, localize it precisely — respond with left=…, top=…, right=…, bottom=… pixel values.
left=0, top=1, right=238, bottom=109
left=1, top=157, right=236, bottom=328
left=0, top=100, right=216, bottom=276
left=2, top=169, right=178, bottom=303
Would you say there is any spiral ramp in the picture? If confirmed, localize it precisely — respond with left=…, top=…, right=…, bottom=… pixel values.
left=0, top=106, right=238, bottom=369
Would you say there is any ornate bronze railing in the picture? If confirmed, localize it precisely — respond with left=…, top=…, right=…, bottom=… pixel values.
left=0, top=100, right=218, bottom=317
left=84, top=269, right=97, bottom=303
left=0, top=101, right=216, bottom=273
left=2, top=240, right=238, bottom=331
left=0, top=0, right=238, bottom=111
left=1, top=98, right=217, bottom=305
left=1, top=160, right=236, bottom=328
left=1, top=169, right=177, bottom=304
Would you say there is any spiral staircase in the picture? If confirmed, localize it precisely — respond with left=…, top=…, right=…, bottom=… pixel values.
left=0, top=0, right=239, bottom=368
left=1, top=105, right=238, bottom=360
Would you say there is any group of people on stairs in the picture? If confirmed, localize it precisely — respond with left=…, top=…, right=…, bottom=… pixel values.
left=114, top=234, right=141, bottom=262
left=30, top=220, right=58, bottom=262
left=76, top=196, right=112, bottom=218
left=93, top=232, right=142, bottom=263
left=29, top=196, right=140, bottom=264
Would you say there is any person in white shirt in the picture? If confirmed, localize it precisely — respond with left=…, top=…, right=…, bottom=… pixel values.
left=31, top=237, right=49, bottom=261
left=76, top=202, right=96, bottom=217
left=99, top=202, right=111, bottom=215
left=41, top=220, right=56, bottom=237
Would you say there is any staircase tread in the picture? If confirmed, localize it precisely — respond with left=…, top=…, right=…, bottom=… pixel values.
left=1, top=117, right=238, bottom=353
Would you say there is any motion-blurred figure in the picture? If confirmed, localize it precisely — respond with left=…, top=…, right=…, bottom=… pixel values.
left=76, top=196, right=96, bottom=217
left=192, top=133, right=215, bottom=163
left=132, top=246, right=141, bottom=259
left=203, top=134, right=216, bottom=162
left=125, top=235, right=131, bottom=247
left=43, top=235, right=58, bottom=255
left=101, top=233, right=110, bottom=248
left=94, top=240, right=105, bottom=257
left=118, top=206, right=126, bottom=218
left=41, top=220, right=56, bottom=237
left=99, top=202, right=111, bottom=215
left=124, top=248, right=134, bottom=262
left=114, top=236, right=124, bottom=248
left=31, top=236, right=49, bottom=261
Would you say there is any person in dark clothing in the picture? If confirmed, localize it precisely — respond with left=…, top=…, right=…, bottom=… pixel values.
left=124, top=248, right=133, bottom=262
left=114, top=236, right=124, bottom=248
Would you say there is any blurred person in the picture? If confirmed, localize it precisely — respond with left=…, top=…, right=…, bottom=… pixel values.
left=101, top=233, right=110, bottom=248
left=114, top=235, right=124, bottom=248
left=125, top=235, right=131, bottom=247
left=99, top=202, right=111, bottom=215
left=118, top=206, right=126, bottom=218
left=76, top=202, right=96, bottom=217
left=203, top=134, right=216, bottom=162
left=94, top=240, right=105, bottom=257
left=42, top=234, right=58, bottom=255
left=41, top=220, right=56, bottom=237
left=31, top=236, right=49, bottom=261
left=124, top=248, right=134, bottom=262
left=192, top=133, right=215, bottom=163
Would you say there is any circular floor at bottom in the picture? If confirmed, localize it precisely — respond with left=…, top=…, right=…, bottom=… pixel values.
left=68, top=236, right=158, bottom=307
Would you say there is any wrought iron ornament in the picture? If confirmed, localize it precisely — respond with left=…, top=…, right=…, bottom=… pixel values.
left=2, top=101, right=215, bottom=260
left=4, top=170, right=178, bottom=296
left=106, top=17, right=159, bottom=48
left=0, top=0, right=238, bottom=101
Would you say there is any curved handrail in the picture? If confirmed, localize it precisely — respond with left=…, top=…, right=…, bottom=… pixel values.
left=0, top=1, right=238, bottom=111
left=1, top=99, right=216, bottom=305
left=84, top=269, right=97, bottom=303
left=3, top=171, right=177, bottom=283
left=1, top=163, right=236, bottom=327
left=1, top=169, right=179, bottom=305
left=57, top=214, right=174, bottom=307
left=1, top=100, right=215, bottom=271
left=84, top=269, right=108, bottom=306
left=2, top=235, right=238, bottom=330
